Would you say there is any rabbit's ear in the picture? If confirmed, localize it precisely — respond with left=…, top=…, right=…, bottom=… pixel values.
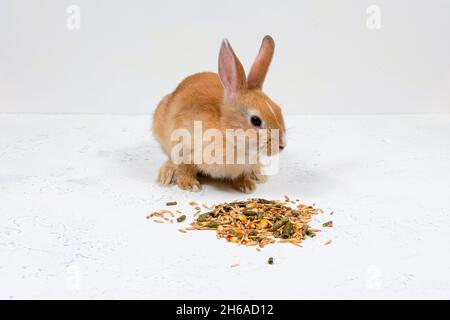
left=247, top=35, right=275, bottom=89
left=218, top=39, right=247, bottom=99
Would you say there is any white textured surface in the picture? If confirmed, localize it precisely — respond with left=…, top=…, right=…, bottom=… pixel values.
left=1, top=114, right=450, bottom=299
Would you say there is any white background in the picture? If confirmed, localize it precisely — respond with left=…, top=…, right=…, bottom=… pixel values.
left=1, top=0, right=449, bottom=115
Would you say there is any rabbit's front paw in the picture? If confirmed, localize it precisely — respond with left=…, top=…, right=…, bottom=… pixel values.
left=157, top=160, right=175, bottom=185
left=177, top=176, right=202, bottom=192
left=233, top=175, right=256, bottom=193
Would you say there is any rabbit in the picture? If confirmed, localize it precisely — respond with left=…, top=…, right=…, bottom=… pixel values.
left=152, top=35, right=286, bottom=193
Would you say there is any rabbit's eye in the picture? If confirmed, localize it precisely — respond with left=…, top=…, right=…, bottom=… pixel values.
left=250, top=115, right=262, bottom=127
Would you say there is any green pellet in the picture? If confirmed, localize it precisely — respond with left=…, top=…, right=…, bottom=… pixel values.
left=207, top=221, right=219, bottom=228
left=271, top=217, right=288, bottom=231
left=282, top=221, right=293, bottom=238
left=197, top=212, right=213, bottom=222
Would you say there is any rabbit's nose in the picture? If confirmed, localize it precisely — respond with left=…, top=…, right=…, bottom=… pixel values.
left=279, top=144, right=285, bottom=151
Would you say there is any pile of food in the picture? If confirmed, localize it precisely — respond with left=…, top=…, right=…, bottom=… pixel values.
left=189, top=198, right=326, bottom=247
left=147, top=197, right=333, bottom=249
